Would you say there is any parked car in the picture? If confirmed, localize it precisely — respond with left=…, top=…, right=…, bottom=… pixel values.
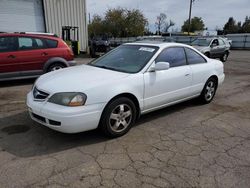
left=89, top=35, right=111, bottom=58
left=27, top=42, right=225, bottom=137
left=191, top=37, right=230, bottom=62
left=0, top=32, right=76, bottom=81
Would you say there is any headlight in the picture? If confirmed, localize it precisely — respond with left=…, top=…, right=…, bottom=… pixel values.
left=48, top=92, right=87, bottom=107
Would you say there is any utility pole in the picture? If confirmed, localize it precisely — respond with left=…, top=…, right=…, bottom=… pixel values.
left=188, top=0, right=194, bottom=35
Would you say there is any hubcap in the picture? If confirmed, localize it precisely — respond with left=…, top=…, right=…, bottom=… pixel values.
left=205, top=81, right=215, bottom=101
left=109, top=104, right=132, bottom=133
left=51, top=66, right=63, bottom=71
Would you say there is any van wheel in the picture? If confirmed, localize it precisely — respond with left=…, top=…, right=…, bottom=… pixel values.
left=47, top=63, right=65, bottom=72
left=199, top=77, right=217, bottom=104
left=99, top=97, right=136, bottom=138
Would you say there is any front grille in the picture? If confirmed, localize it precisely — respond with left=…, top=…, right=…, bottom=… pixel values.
left=32, top=113, right=46, bottom=123
left=33, top=87, right=49, bottom=100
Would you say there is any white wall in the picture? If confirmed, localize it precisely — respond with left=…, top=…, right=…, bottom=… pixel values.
left=0, top=0, right=45, bottom=32
left=43, top=0, right=88, bottom=52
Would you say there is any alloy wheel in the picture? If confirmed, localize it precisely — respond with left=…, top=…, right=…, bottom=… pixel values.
left=109, top=104, right=132, bottom=133
left=205, top=81, right=216, bottom=101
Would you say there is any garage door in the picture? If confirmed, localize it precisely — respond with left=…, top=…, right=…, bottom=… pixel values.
left=0, top=0, right=45, bottom=32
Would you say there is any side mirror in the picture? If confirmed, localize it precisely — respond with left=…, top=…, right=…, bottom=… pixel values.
left=149, top=62, right=170, bottom=72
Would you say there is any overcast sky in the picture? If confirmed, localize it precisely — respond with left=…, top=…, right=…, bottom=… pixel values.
left=87, top=0, right=250, bottom=32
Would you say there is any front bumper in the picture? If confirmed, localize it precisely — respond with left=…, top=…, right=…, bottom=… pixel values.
left=26, top=92, right=106, bottom=133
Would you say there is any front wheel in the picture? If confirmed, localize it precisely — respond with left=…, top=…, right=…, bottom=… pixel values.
left=47, top=63, right=65, bottom=72
left=99, top=97, right=137, bottom=138
left=199, top=78, right=217, bottom=104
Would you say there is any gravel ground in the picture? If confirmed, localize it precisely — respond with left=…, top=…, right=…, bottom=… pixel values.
left=0, top=50, right=250, bottom=188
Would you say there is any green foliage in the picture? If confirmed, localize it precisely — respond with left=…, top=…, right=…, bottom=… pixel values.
left=223, top=16, right=250, bottom=34
left=241, top=16, right=250, bottom=33
left=88, top=8, right=148, bottom=38
left=181, top=17, right=205, bottom=32
left=223, top=17, right=240, bottom=34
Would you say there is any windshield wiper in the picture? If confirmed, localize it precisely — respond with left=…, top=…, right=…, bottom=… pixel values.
left=91, top=65, right=120, bottom=72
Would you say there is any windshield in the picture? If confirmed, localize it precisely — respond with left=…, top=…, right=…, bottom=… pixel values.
left=191, top=38, right=212, bottom=46
left=89, top=45, right=159, bottom=73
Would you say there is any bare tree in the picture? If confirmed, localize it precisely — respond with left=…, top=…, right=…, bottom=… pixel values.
left=155, top=13, right=175, bottom=35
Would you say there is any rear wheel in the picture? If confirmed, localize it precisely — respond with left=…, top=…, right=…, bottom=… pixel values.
left=47, top=63, right=65, bottom=72
left=199, top=77, right=217, bottom=104
left=99, top=97, right=136, bottom=138
left=220, top=52, right=228, bottom=62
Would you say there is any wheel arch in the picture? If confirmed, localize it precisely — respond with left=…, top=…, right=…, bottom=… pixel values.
left=207, top=75, right=218, bottom=88
left=102, top=93, right=141, bottom=121
left=43, top=57, right=69, bottom=73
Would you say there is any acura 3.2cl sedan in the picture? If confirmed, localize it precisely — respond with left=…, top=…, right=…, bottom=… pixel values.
left=27, top=42, right=225, bottom=137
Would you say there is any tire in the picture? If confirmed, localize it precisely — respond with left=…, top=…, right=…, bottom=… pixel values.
left=47, top=63, right=66, bottom=72
left=204, top=52, right=210, bottom=58
left=220, top=52, right=228, bottom=62
left=199, top=77, right=217, bottom=104
left=99, top=97, right=137, bottom=138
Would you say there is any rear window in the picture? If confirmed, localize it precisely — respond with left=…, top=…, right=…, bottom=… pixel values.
left=45, top=39, right=58, bottom=48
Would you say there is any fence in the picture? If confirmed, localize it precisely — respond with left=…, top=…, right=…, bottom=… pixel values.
left=109, top=34, right=250, bottom=50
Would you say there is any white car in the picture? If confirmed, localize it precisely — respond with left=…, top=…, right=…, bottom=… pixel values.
left=27, top=42, right=225, bottom=137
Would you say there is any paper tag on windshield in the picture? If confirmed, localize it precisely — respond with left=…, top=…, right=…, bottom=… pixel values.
left=139, top=47, right=155, bottom=53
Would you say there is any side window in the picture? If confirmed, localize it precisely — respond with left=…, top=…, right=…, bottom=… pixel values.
left=0, top=37, right=17, bottom=52
left=212, top=39, right=219, bottom=46
left=219, top=39, right=225, bottom=46
left=18, top=37, right=33, bottom=50
left=185, top=48, right=207, bottom=65
left=45, top=39, right=58, bottom=48
left=155, top=47, right=187, bottom=68
left=35, top=38, right=46, bottom=49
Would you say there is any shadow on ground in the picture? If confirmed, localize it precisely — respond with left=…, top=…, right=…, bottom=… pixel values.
left=0, top=99, right=201, bottom=158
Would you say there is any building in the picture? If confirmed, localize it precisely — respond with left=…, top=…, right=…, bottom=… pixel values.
left=0, top=0, right=88, bottom=52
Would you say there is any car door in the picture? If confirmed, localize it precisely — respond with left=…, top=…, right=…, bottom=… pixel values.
left=0, top=36, right=20, bottom=78
left=143, top=47, right=192, bottom=110
left=210, top=39, right=220, bottom=58
left=185, top=47, right=213, bottom=95
left=17, top=37, right=46, bottom=75
left=218, top=38, right=226, bottom=55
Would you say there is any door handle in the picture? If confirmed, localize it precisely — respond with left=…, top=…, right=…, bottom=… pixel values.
left=41, top=52, right=48, bottom=56
left=8, top=55, right=16, bottom=58
left=185, top=73, right=190, bottom=76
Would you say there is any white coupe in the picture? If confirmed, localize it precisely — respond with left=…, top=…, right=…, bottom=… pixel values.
left=27, top=42, right=225, bottom=137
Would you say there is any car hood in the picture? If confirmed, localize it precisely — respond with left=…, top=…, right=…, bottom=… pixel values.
left=35, top=65, right=130, bottom=94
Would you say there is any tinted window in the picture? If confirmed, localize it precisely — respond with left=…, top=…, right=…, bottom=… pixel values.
left=45, top=39, right=58, bottom=48
left=185, top=48, right=207, bottom=65
left=0, top=37, right=17, bottom=52
left=155, top=47, right=187, bottom=67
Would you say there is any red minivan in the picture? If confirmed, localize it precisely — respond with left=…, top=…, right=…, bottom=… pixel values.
left=0, top=33, right=76, bottom=81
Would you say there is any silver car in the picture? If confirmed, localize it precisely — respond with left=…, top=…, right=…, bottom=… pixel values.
left=191, top=37, right=230, bottom=62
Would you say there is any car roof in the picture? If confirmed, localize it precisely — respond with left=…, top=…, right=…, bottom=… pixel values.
left=125, top=41, right=191, bottom=49
left=0, top=33, right=59, bottom=40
